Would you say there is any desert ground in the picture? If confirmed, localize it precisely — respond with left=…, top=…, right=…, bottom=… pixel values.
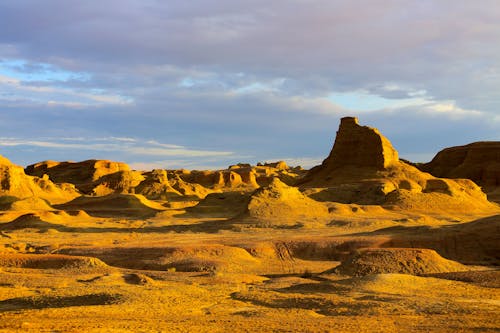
left=0, top=117, right=499, bottom=332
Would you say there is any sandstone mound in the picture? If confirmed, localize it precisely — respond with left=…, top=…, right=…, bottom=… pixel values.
left=160, top=245, right=260, bottom=273
left=61, top=245, right=262, bottom=273
left=134, top=169, right=181, bottom=200
left=167, top=161, right=305, bottom=189
left=0, top=253, right=108, bottom=270
left=54, top=193, right=166, bottom=217
left=169, top=169, right=258, bottom=189
left=238, top=178, right=329, bottom=227
left=298, top=117, right=498, bottom=214
left=26, top=159, right=131, bottom=187
left=261, top=161, right=289, bottom=170
left=186, top=191, right=250, bottom=218
left=385, top=214, right=500, bottom=265
left=25, top=159, right=147, bottom=196
left=0, top=213, right=60, bottom=231
left=169, top=176, right=214, bottom=199
left=89, top=170, right=145, bottom=195
left=0, top=197, right=54, bottom=211
left=419, top=142, right=500, bottom=202
left=0, top=155, right=79, bottom=205
left=124, top=273, right=155, bottom=285
left=420, top=142, right=500, bottom=187
left=253, top=161, right=306, bottom=186
left=333, top=248, right=469, bottom=277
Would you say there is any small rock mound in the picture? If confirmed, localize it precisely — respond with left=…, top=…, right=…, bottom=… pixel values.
left=0, top=213, right=58, bottom=231
left=161, top=245, right=260, bottom=273
left=333, top=248, right=469, bottom=276
left=240, top=178, right=329, bottom=227
left=3, top=197, right=54, bottom=211
left=0, top=253, right=108, bottom=270
left=124, top=273, right=155, bottom=285
left=54, top=193, right=166, bottom=217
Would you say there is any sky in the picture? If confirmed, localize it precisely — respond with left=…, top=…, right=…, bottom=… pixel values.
left=0, top=1, right=499, bottom=170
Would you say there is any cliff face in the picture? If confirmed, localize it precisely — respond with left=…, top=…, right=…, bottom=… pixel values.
left=300, top=117, right=399, bottom=187
left=323, top=117, right=399, bottom=170
left=420, top=142, right=500, bottom=189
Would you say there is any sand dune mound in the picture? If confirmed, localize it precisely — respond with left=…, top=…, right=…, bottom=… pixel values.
left=160, top=245, right=260, bottom=273
left=124, top=273, right=155, bottom=285
left=0, top=253, right=108, bottom=270
left=0, top=155, right=79, bottom=205
left=239, top=178, right=329, bottom=227
left=54, top=193, right=166, bottom=217
left=298, top=117, right=498, bottom=214
left=60, top=245, right=261, bottom=273
left=0, top=213, right=60, bottom=231
left=186, top=191, right=250, bottom=218
left=0, top=197, right=54, bottom=211
left=333, top=248, right=469, bottom=276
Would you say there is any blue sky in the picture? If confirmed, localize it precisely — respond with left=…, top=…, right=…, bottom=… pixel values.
left=0, top=1, right=499, bottom=170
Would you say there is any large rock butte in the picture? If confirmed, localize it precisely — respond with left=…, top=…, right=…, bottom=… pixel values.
left=299, top=117, right=498, bottom=214
left=322, top=116, right=399, bottom=170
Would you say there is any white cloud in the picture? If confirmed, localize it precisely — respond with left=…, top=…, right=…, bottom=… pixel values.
left=0, top=137, right=233, bottom=158
left=0, top=73, right=132, bottom=106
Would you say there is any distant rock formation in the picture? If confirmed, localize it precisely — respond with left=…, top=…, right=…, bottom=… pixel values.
left=419, top=142, right=500, bottom=191
left=25, top=159, right=137, bottom=194
left=0, top=154, right=79, bottom=205
left=299, top=117, right=498, bottom=214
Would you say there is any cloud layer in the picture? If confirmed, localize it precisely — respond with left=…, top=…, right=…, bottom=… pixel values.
left=0, top=1, right=499, bottom=168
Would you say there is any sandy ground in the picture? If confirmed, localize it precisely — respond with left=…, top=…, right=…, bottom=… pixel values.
left=0, top=206, right=499, bottom=332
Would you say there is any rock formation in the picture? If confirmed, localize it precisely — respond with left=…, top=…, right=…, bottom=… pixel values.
left=25, top=159, right=137, bottom=194
left=332, top=248, right=468, bottom=276
left=0, top=154, right=79, bottom=205
left=168, top=162, right=305, bottom=189
left=134, top=169, right=181, bottom=200
left=299, top=117, right=498, bottom=214
left=419, top=142, right=500, bottom=202
left=239, top=178, right=329, bottom=227
left=321, top=116, right=399, bottom=170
